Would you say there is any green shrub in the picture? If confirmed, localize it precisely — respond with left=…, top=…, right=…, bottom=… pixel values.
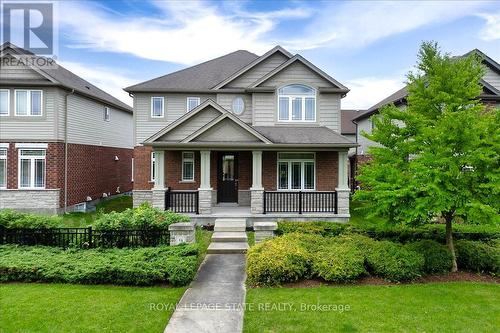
left=0, top=210, right=62, bottom=229
left=312, top=241, right=366, bottom=282
left=365, top=241, right=424, bottom=281
left=456, top=240, right=499, bottom=275
left=246, top=234, right=311, bottom=286
left=0, top=244, right=199, bottom=286
left=277, top=222, right=347, bottom=237
left=93, top=203, right=189, bottom=230
left=406, top=240, right=453, bottom=274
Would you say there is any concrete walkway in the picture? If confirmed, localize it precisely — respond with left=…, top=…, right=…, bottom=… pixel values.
left=164, top=254, right=246, bottom=333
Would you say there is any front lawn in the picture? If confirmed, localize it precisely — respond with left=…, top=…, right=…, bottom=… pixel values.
left=244, top=282, right=500, bottom=332
left=0, top=283, right=185, bottom=333
left=62, top=195, right=133, bottom=227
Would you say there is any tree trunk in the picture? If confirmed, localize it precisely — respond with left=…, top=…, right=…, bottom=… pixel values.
left=445, top=212, right=458, bottom=272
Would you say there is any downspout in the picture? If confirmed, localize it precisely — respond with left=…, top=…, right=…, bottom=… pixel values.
left=64, top=89, right=75, bottom=213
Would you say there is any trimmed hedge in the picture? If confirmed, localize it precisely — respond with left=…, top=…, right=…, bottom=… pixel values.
left=277, top=222, right=499, bottom=243
left=406, top=240, right=453, bottom=274
left=456, top=240, right=499, bottom=275
left=0, top=244, right=199, bottom=286
left=0, top=210, right=62, bottom=229
left=312, top=241, right=366, bottom=282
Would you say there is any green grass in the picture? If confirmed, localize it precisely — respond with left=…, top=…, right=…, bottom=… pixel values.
left=196, top=228, right=212, bottom=265
left=244, top=282, right=500, bottom=333
left=61, top=195, right=133, bottom=227
left=0, top=282, right=185, bottom=333
left=348, top=199, right=389, bottom=229
left=247, top=231, right=255, bottom=246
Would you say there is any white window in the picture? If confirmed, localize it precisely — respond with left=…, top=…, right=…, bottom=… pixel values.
left=232, top=97, right=245, bottom=115
left=131, top=158, right=134, bottom=182
left=104, top=106, right=110, bottom=121
left=0, top=89, right=9, bottom=116
left=0, top=148, right=6, bottom=188
left=151, top=97, right=164, bottom=118
left=182, top=152, right=195, bottom=181
left=18, top=149, right=46, bottom=188
left=277, top=152, right=315, bottom=190
left=150, top=152, right=156, bottom=181
left=186, top=97, right=200, bottom=112
left=15, top=90, right=43, bottom=116
left=277, top=84, right=316, bottom=122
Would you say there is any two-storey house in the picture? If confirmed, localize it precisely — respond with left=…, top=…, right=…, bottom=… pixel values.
left=126, top=46, right=356, bottom=223
left=0, top=43, right=133, bottom=214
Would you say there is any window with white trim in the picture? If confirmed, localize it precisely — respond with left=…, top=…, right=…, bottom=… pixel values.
left=0, top=89, right=9, bottom=116
left=0, top=149, right=6, bottom=188
left=15, top=90, right=42, bottom=116
left=277, top=152, right=315, bottom=190
left=278, top=84, right=316, bottom=122
left=151, top=97, right=164, bottom=118
left=104, top=106, right=110, bottom=121
left=232, top=97, right=245, bottom=115
left=19, top=149, right=46, bottom=188
left=186, top=97, right=200, bottom=112
left=182, top=152, right=195, bottom=181
left=150, top=152, right=156, bottom=181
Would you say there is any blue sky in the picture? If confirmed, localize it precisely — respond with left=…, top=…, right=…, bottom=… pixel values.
left=49, top=0, right=500, bottom=108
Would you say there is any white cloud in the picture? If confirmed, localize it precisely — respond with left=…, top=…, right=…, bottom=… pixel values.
left=58, top=1, right=310, bottom=65
left=477, top=13, right=500, bottom=40
left=341, top=76, right=405, bottom=110
left=59, top=61, right=134, bottom=106
left=286, top=1, right=490, bottom=50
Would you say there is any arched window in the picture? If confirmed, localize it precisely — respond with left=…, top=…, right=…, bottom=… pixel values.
left=278, top=84, right=316, bottom=122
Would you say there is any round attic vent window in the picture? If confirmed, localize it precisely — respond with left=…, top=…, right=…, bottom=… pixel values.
left=232, top=97, right=245, bottom=115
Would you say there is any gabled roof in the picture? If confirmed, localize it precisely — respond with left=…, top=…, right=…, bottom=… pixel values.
left=353, top=86, right=407, bottom=121
left=212, top=46, right=293, bottom=89
left=249, top=55, right=349, bottom=91
left=124, top=51, right=258, bottom=92
left=253, top=126, right=356, bottom=145
left=340, top=110, right=359, bottom=135
left=463, top=48, right=500, bottom=74
left=0, top=43, right=132, bottom=112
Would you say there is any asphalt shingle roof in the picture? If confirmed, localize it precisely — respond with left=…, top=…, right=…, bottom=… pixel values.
left=254, top=126, right=356, bottom=145
left=340, top=110, right=359, bottom=134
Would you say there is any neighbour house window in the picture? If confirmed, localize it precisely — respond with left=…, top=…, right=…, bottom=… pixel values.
left=131, top=158, right=134, bottom=182
left=0, top=90, right=9, bottom=116
left=277, top=152, right=315, bottom=190
left=150, top=152, right=156, bottom=181
left=232, top=97, right=245, bottom=115
left=151, top=97, right=164, bottom=118
left=0, top=149, right=6, bottom=188
left=182, top=152, right=195, bottom=181
left=104, top=107, right=110, bottom=121
left=277, top=84, right=316, bottom=122
left=15, top=90, right=42, bottom=116
left=186, top=97, right=200, bottom=112
left=18, top=149, right=46, bottom=188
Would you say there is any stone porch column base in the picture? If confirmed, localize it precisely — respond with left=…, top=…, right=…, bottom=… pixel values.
left=152, top=188, right=166, bottom=210
left=250, top=188, right=264, bottom=214
left=169, top=222, right=196, bottom=245
left=335, top=188, right=350, bottom=216
left=198, top=188, right=213, bottom=214
left=254, top=221, right=278, bottom=243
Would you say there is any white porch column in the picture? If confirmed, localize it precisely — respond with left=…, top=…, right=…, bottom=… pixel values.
left=152, top=150, right=166, bottom=209
left=335, top=150, right=350, bottom=216
left=198, top=150, right=212, bottom=214
left=250, top=150, right=264, bottom=214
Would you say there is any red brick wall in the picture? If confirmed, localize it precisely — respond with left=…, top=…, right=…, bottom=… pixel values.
left=316, top=151, right=338, bottom=191
left=262, top=151, right=277, bottom=190
left=165, top=151, right=200, bottom=190
left=238, top=151, right=252, bottom=190
left=2, top=142, right=133, bottom=207
left=133, top=146, right=154, bottom=190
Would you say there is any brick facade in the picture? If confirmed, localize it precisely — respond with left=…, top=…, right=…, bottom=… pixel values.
left=2, top=141, right=133, bottom=209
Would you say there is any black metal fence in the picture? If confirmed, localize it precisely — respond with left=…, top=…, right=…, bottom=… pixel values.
left=263, top=191, right=337, bottom=214
left=165, top=189, right=199, bottom=214
left=0, top=225, right=170, bottom=248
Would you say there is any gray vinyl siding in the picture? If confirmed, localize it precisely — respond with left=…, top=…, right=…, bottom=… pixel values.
left=483, top=67, right=500, bottom=91
left=193, top=118, right=260, bottom=142
left=0, top=87, right=59, bottom=141
left=158, top=106, right=221, bottom=141
left=257, top=61, right=336, bottom=88
left=134, top=93, right=215, bottom=145
left=252, top=92, right=275, bottom=126
left=216, top=93, right=252, bottom=123
left=356, top=117, right=378, bottom=155
left=67, top=94, right=133, bottom=148
left=225, top=52, right=288, bottom=88
left=0, top=58, right=48, bottom=80
left=318, top=93, right=341, bottom=131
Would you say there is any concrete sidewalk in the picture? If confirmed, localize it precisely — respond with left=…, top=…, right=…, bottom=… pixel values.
left=164, top=254, right=246, bottom=333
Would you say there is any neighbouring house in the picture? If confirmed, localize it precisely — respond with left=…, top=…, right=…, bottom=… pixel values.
left=126, top=46, right=357, bottom=223
left=340, top=109, right=359, bottom=192
left=352, top=49, right=500, bottom=187
left=0, top=43, right=134, bottom=214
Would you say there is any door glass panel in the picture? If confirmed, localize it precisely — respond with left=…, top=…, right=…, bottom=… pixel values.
left=35, top=159, right=45, bottom=187
left=222, top=155, right=235, bottom=181
left=278, top=162, right=288, bottom=189
left=0, top=159, right=5, bottom=187
left=291, top=162, right=301, bottom=189
left=304, top=162, right=314, bottom=189
left=20, top=159, right=31, bottom=187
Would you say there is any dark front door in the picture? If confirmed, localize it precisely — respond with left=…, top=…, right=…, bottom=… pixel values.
left=218, top=152, right=238, bottom=203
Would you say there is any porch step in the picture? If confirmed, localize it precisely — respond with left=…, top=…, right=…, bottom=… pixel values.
left=213, top=218, right=246, bottom=232
left=212, top=232, right=247, bottom=243
left=207, top=242, right=249, bottom=254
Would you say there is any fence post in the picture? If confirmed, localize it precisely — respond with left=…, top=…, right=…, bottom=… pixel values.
left=195, top=191, right=199, bottom=215
left=334, top=191, right=338, bottom=214
left=165, top=187, right=171, bottom=211
left=298, top=191, right=302, bottom=214
left=0, top=225, right=4, bottom=244
left=263, top=191, right=266, bottom=214
left=88, top=226, right=93, bottom=248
